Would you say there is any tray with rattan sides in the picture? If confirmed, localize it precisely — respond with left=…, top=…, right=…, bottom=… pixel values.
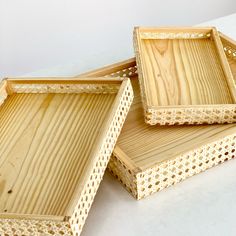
left=134, top=27, right=236, bottom=125
left=0, top=77, right=133, bottom=235
left=80, top=32, right=236, bottom=200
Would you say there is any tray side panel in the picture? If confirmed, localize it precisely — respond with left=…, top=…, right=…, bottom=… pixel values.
left=0, top=218, right=72, bottom=235
left=0, top=80, right=8, bottom=106
left=69, top=80, right=133, bottom=235
left=136, top=133, right=236, bottom=199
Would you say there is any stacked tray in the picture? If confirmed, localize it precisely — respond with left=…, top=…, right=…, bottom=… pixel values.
left=81, top=31, right=236, bottom=200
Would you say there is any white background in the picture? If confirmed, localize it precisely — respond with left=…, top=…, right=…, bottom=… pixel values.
left=1, top=0, right=236, bottom=78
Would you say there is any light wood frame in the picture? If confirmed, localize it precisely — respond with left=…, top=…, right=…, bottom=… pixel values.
left=134, top=27, right=236, bottom=125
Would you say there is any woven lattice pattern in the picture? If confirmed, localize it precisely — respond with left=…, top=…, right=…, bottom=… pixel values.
left=145, top=106, right=236, bottom=125
left=223, top=41, right=236, bottom=60
left=104, top=66, right=137, bottom=79
left=108, top=154, right=138, bottom=199
left=69, top=80, right=133, bottom=235
left=0, top=219, right=72, bottom=236
left=140, top=32, right=211, bottom=39
left=136, top=134, right=236, bottom=199
left=11, top=83, right=120, bottom=94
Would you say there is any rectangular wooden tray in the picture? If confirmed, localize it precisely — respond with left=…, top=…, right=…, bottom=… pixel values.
left=0, top=77, right=133, bottom=235
left=81, top=33, right=236, bottom=200
left=134, top=27, right=236, bottom=125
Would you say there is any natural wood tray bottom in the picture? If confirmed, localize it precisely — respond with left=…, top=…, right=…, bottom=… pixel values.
left=0, top=92, right=115, bottom=216
left=141, top=38, right=233, bottom=106
left=117, top=79, right=236, bottom=170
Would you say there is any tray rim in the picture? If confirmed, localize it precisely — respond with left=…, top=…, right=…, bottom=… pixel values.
left=134, top=27, right=236, bottom=125
left=79, top=32, right=236, bottom=199
left=0, top=77, right=133, bottom=235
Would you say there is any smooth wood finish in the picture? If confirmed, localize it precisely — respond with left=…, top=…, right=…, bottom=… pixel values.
left=134, top=27, right=236, bottom=125
left=142, top=38, right=232, bottom=105
left=0, top=93, right=115, bottom=216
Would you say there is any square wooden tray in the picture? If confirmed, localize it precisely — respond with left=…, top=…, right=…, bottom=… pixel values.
left=81, top=33, right=236, bottom=200
left=134, top=27, right=236, bottom=125
left=0, top=77, right=133, bottom=235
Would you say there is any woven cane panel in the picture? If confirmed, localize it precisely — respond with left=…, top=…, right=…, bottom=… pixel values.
left=104, top=66, right=137, bottom=79
left=0, top=81, right=8, bottom=106
left=69, top=80, right=133, bottom=235
left=11, top=83, right=120, bottom=94
left=107, top=154, right=138, bottom=199
left=0, top=219, right=72, bottom=236
left=145, top=106, right=236, bottom=125
left=139, top=32, right=211, bottom=39
left=136, top=134, right=236, bottom=199
left=223, top=44, right=236, bottom=59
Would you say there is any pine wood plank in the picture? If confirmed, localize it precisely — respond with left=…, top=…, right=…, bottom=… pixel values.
left=0, top=93, right=115, bottom=216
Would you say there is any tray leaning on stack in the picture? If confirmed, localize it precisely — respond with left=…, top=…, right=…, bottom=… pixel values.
left=0, top=78, right=133, bottom=235
left=80, top=30, right=236, bottom=200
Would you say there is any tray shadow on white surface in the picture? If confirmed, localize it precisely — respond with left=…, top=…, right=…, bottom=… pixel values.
left=82, top=159, right=236, bottom=236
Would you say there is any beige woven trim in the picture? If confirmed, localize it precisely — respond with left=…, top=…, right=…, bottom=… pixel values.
left=139, top=32, right=211, bottom=39
left=145, top=106, right=236, bottom=125
left=0, top=80, right=8, bottom=106
left=223, top=44, right=236, bottom=60
left=0, top=218, right=72, bottom=236
left=136, top=133, right=236, bottom=199
left=69, top=80, right=133, bottom=235
left=108, top=154, right=138, bottom=199
left=10, top=83, right=120, bottom=94
left=104, top=66, right=137, bottom=79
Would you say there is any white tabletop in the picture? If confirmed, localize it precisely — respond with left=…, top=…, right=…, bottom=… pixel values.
left=31, top=13, right=236, bottom=236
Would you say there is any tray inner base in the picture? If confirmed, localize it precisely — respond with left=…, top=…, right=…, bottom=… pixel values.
left=0, top=92, right=115, bottom=217
left=141, top=38, right=233, bottom=106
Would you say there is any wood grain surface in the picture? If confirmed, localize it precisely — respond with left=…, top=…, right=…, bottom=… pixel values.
left=117, top=78, right=236, bottom=170
left=141, top=38, right=233, bottom=106
left=0, top=92, right=115, bottom=216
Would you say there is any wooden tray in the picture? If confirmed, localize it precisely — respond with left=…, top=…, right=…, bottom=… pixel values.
left=134, top=27, right=236, bottom=125
left=80, top=33, right=236, bottom=200
left=0, top=77, right=133, bottom=235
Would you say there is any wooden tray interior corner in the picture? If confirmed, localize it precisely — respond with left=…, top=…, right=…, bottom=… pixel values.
left=0, top=78, right=123, bottom=220
left=134, top=27, right=236, bottom=107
